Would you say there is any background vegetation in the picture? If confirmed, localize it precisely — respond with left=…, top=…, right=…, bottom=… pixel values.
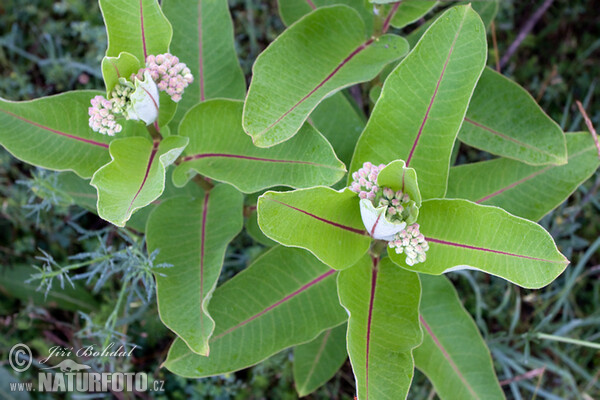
left=0, top=0, right=598, bottom=398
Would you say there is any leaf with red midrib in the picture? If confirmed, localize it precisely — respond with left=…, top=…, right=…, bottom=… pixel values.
left=447, top=132, right=600, bottom=222
left=147, top=186, right=243, bottom=356
left=243, top=5, right=408, bottom=147
left=100, top=0, right=172, bottom=65
left=173, top=99, right=346, bottom=193
left=390, top=199, right=569, bottom=289
left=91, top=135, right=188, bottom=227
left=350, top=5, right=487, bottom=200
left=163, top=246, right=346, bottom=378
left=415, top=275, right=505, bottom=400
left=338, top=256, right=422, bottom=400
left=0, top=91, right=114, bottom=178
left=162, top=0, right=246, bottom=129
left=258, top=187, right=371, bottom=270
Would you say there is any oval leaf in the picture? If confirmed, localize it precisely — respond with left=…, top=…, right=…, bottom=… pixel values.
left=162, top=0, right=246, bottom=129
left=0, top=91, right=113, bottom=178
left=389, top=199, right=569, bottom=289
left=448, top=132, right=600, bottom=221
left=90, top=135, right=189, bottom=227
left=243, top=5, right=408, bottom=147
left=146, top=186, right=243, bottom=356
left=173, top=99, right=346, bottom=192
left=415, top=274, right=505, bottom=400
left=101, top=52, right=142, bottom=95
left=310, top=92, right=366, bottom=167
left=257, top=187, right=371, bottom=269
left=293, top=324, right=348, bottom=397
left=100, top=0, right=172, bottom=63
left=391, top=1, right=438, bottom=29
left=338, top=256, right=422, bottom=400
left=350, top=5, right=487, bottom=199
left=164, top=246, right=346, bottom=377
left=459, top=68, right=567, bottom=166
left=278, top=0, right=374, bottom=34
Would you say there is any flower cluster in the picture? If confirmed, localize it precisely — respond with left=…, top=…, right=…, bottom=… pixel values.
left=132, top=53, right=193, bottom=103
left=388, top=223, right=429, bottom=266
left=88, top=53, right=193, bottom=135
left=88, top=95, right=122, bottom=136
left=378, top=187, right=412, bottom=222
left=349, top=162, right=386, bottom=200
left=349, top=161, right=429, bottom=265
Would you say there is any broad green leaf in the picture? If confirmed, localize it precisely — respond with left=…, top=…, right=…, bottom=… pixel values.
left=390, top=199, right=569, bottom=289
left=459, top=68, right=567, bottom=166
left=391, top=1, right=438, bottom=29
left=164, top=246, right=347, bottom=377
left=101, top=52, right=141, bottom=95
left=447, top=132, right=600, bottom=222
left=146, top=186, right=243, bottom=356
left=173, top=99, right=346, bottom=193
left=350, top=5, right=487, bottom=200
left=100, top=0, right=172, bottom=63
left=0, top=265, right=98, bottom=313
left=338, top=256, right=422, bottom=400
left=376, top=159, right=421, bottom=206
left=52, top=169, right=202, bottom=232
left=406, top=1, right=497, bottom=49
left=293, top=324, right=348, bottom=397
left=246, top=209, right=277, bottom=247
left=310, top=92, right=366, bottom=167
left=415, top=274, right=504, bottom=400
left=0, top=91, right=113, bottom=178
left=243, top=5, right=409, bottom=147
left=91, top=136, right=188, bottom=227
left=277, top=0, right=374, bottom=34
left=163, top=0, right=246, bottom=129
left=258, top=187, right=371, bottom=269
left=462, top=0, right=499, bottom=29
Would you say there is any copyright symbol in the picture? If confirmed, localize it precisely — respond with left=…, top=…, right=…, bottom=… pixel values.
left=9, top=343, right=32, bottom=373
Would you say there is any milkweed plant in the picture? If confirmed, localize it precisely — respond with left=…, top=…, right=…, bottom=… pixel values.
left=1, top=0, right=599, bottom=398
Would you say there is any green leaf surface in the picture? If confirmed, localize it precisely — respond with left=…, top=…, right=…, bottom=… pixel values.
left=246, top=209, right=277, bottom=247
left=101, top=52, right=141, bottom=95
left=258, top=187, right=371, bottom=269
left=448, top=132, right=600, bottom=222
left=91, top=135, right=188, bottom=227
left=173, top=99, right=346, bottom=193
left=414, top=274, right=505, bottom=400
left=376, top=159, right=421, bottom=206
left=100, top=0, right=172, bottom=63
left=390, top=199, right=569, bottom=289
left=338, top=256, right=422, bottom=400
left=278, top=0, right=374, bottom=34
left=0, top=266, right=97, bottom=313
left=459, top=68, right=567, bottom=166
left=0, top=91, right=113, bottom=178
left=350, top=5, right=487, bottom=199
left=147, top=186, right=243, bottom=356
left=391, top=1, right=438, bottom=29
left=310, top=92, right=366, bottom=167
left=293, top=324, right=348, bottom=397
left=52, top=169, right=202, bottom=232
left=243, top=5, right=409, bottom=147
left=163, top=0, right=246, bottom=129
left=164, top=246, right=347, bottom=377
left=462, top=0, right=499, bottom=29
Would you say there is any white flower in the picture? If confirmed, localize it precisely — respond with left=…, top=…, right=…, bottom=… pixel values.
left=124, top=71, right=160, bottom=125
left=359, top=198, right=406, bottom=241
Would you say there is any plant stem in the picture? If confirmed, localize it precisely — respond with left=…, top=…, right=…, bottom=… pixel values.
left=535, top=332, right=600, bottom=350
left=192, top=175, right=214, bottom=191
left=147, top=122, right=162, bottom=140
